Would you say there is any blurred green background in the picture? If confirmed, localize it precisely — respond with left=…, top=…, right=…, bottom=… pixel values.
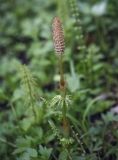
left=0, top=0, right=118, bottom=159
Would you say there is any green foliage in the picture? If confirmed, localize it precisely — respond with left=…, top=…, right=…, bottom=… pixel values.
left=0, top=0, right=118, bottom=160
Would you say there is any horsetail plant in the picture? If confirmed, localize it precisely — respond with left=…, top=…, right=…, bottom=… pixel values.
left=19, top=64, right=38, bottom=121
left=52, top=17, right=65, bottom=95
left=69, top=0, right=86, bottom=53
left=52, top=17, right=71, bottom=137
left=19, top=64, right=47, bottom=125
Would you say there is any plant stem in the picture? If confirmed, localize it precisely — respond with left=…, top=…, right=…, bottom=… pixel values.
left=0, top=137, right=16, bottom=148
left=58, top=54, right=70, bottom=137
left=59, top=54, right=65, bottom=87
left=57, top=54, right=71, bottom=160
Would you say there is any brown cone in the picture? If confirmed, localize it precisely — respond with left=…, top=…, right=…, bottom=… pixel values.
left=52, top=17, right=65, bottom=55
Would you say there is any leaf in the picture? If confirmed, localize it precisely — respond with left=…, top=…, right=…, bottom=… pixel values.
left=102, top=112, right=118, bottom=123
left=91, top=1, right=107, bottom=16
left=83, top=96, right=102, bottom=123
left=12, top=147, right=26, bottom=155
left=20, top=117, right=34, bottom=131
left=39, top=145, right=52, bottom=159
left=59, top=150, right=68, bottom=160
left=67, top=61, right=80, bottom=92
left=12, top=88, right=23, bottom=102
left=26, top=148, right=38, bottom=158
left=16, top=148, right=37, bottom=160
left=15, top=137, right=31, bottom=148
